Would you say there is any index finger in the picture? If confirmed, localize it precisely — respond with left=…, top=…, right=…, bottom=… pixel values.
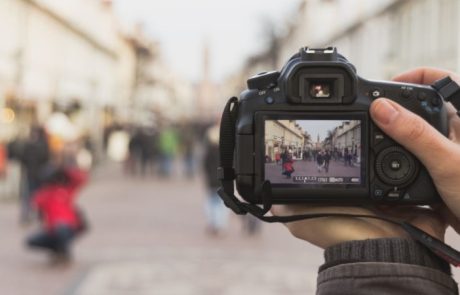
left=392, top=67, right=457, bottom=85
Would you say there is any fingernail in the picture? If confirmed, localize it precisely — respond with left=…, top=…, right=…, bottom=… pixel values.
left=372, top=98, right=399, bottom=125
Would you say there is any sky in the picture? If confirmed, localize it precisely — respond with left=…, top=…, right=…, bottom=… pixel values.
left=297, top=120, right=352, bottom=142
left=113, top=0, right=301, bottom=83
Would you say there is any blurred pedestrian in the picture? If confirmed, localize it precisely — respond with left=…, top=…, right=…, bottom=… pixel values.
left=202, top=123, right=228, bottom=236
left=280, top=149, right=288, bottom=173
left=0, top=142, right=8, bottom=178
left=19, top=126, right=50, bottom=224
left=158, top=126, right=179, bottom=177
left=316, top=151, right=325, bottom=173
left=127, top=128, right=143, bottom=175
left=282, top=152, right=295, bottom=178
left=26, top=167, right=88, bottom=263
left=302, top=150, right=308, bottom=161
left=265, top=154, right=271, bottom=163
left=344, top=147, right=352, bottom=166
left=180, top=125, right=196, bottom=178
left=75, top=135, right=94, bottom=171
left=324, top=150, right=331, bottom=173
left=242, top=214, right=262, bottom=236
left=140, top=128, right=157, bottom=176
left=275, top=151, right=281, bottom=164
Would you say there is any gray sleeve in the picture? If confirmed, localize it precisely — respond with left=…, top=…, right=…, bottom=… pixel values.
left=316, top=238, right=458, bottom=295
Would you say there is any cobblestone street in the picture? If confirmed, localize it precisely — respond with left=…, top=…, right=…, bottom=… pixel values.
left=0, top=163, right=322, bottom=295
left=2, top=163, right=460, bottom=295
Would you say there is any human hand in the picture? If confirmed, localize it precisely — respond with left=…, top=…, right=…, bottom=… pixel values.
left=271, top=204, right=445, bottom=249
left=272, top=67, right=459, bottom=249
left=370, top=67, right=460, bottom=234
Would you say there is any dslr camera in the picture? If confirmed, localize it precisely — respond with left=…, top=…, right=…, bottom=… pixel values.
left=221, top=47, right=455, bottom=205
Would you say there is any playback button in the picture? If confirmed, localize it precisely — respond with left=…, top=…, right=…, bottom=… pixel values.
left=372, top=186, right=385, bottom=200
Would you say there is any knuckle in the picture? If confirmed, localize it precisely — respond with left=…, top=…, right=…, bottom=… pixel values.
left=404, top=115, right=427, bottom=142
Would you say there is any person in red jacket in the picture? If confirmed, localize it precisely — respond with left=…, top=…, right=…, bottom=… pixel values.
left=282, top=153, right=295, bottom=178
left=27, top=167, right=87, bottom=262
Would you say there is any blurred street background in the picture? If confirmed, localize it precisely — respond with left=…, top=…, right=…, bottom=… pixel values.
left=0, top=0, right=460, bottom=294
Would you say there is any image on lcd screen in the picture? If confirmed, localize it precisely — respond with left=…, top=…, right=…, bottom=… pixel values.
left=264, top=119, right=362, bottom=185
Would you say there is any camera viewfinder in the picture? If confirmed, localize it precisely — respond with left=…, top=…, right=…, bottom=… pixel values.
left=310, top=81, right=332, bottom=98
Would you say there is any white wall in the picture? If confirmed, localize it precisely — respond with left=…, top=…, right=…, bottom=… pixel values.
left=278, top=0, right=396, bottom=68
left=0, top=0, right=131, bottom=129
left=280, top=0, right=459, bottom=80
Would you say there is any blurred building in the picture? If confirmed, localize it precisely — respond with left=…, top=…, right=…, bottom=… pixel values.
left=226, top=0, right=460, bottom=96
left=0, top=0, right=123, bottom=146
left=147, top=56, right=195, bottom=123
left=280, top=0, right=459, bottom=79
left=331, top=121, right=361, bottom=161
left=125, top=27, right=195, bottom=124
left=0, top=0, right=194, bottom=150
left=265, top=120, right=309, bottom=160
left=223, top=44, right=278, bottom=101
left=195, top=42, right=222, bottom=122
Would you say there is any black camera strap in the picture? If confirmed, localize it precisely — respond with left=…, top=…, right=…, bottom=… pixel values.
left=433, top=76, right=460, bottom=114
left=217, top=94, right=460, bottom=267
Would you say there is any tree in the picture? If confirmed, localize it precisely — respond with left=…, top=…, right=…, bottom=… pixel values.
left=324, top=130, right=334, bottom=148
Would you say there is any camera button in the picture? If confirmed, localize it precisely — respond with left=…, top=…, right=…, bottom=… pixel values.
left=431, top=96, right=442, bottom=107
left=373, top=188, right=385, bottom=199
left=401, top=89, right=412, bottom=98
left=373, top=132, right=385, bottom=145
left=375, top=147, right=417, bottom=186
left=417, top=92, right=427, bottom=101
left=386, top=190, right=403, bottom=200
left=265, top=96, right=275, bottom=104
left=370, top=88, right=384, bottom=99
left=390, top=160, right=402, bottom=171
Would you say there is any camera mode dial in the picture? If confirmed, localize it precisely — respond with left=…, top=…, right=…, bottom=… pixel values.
left=247, top=71, right=280, bottom=90
left=375, top=147, right=417, bottom=186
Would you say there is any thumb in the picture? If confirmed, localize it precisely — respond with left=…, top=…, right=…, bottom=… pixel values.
left=370, top=98, right=455, bottom=174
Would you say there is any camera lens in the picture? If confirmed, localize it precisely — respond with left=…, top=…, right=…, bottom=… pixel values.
left=375, top=147, right=417, bottom=186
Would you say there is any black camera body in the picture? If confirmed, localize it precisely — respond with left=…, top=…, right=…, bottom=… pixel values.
left=233, top=47, right=449, bottom=205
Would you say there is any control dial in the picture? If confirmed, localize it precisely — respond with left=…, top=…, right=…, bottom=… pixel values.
left=375, top=146, right=418, bottom=186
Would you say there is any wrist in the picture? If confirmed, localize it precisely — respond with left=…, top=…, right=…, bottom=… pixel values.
left=320, top=238, right=451, bottom=275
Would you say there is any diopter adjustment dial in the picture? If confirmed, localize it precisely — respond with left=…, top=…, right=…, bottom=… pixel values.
left=375, top=146, right=418, bottom=186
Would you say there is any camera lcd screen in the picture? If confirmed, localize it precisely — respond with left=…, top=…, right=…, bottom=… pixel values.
left=264, top=119, right=362, bottom=185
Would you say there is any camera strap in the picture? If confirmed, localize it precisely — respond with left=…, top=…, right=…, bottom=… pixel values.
left=433, top=76, right=460, bottom=114
left=217, top=96, right=460, bottom=267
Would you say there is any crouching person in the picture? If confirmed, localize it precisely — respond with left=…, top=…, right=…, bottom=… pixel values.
left=27, top=167, right=88, bottom=263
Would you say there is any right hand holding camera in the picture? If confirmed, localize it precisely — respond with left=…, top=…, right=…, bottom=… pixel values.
left=273, top=68, right=460, bottom=248
left=371, top=67, right=460, bottom=234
